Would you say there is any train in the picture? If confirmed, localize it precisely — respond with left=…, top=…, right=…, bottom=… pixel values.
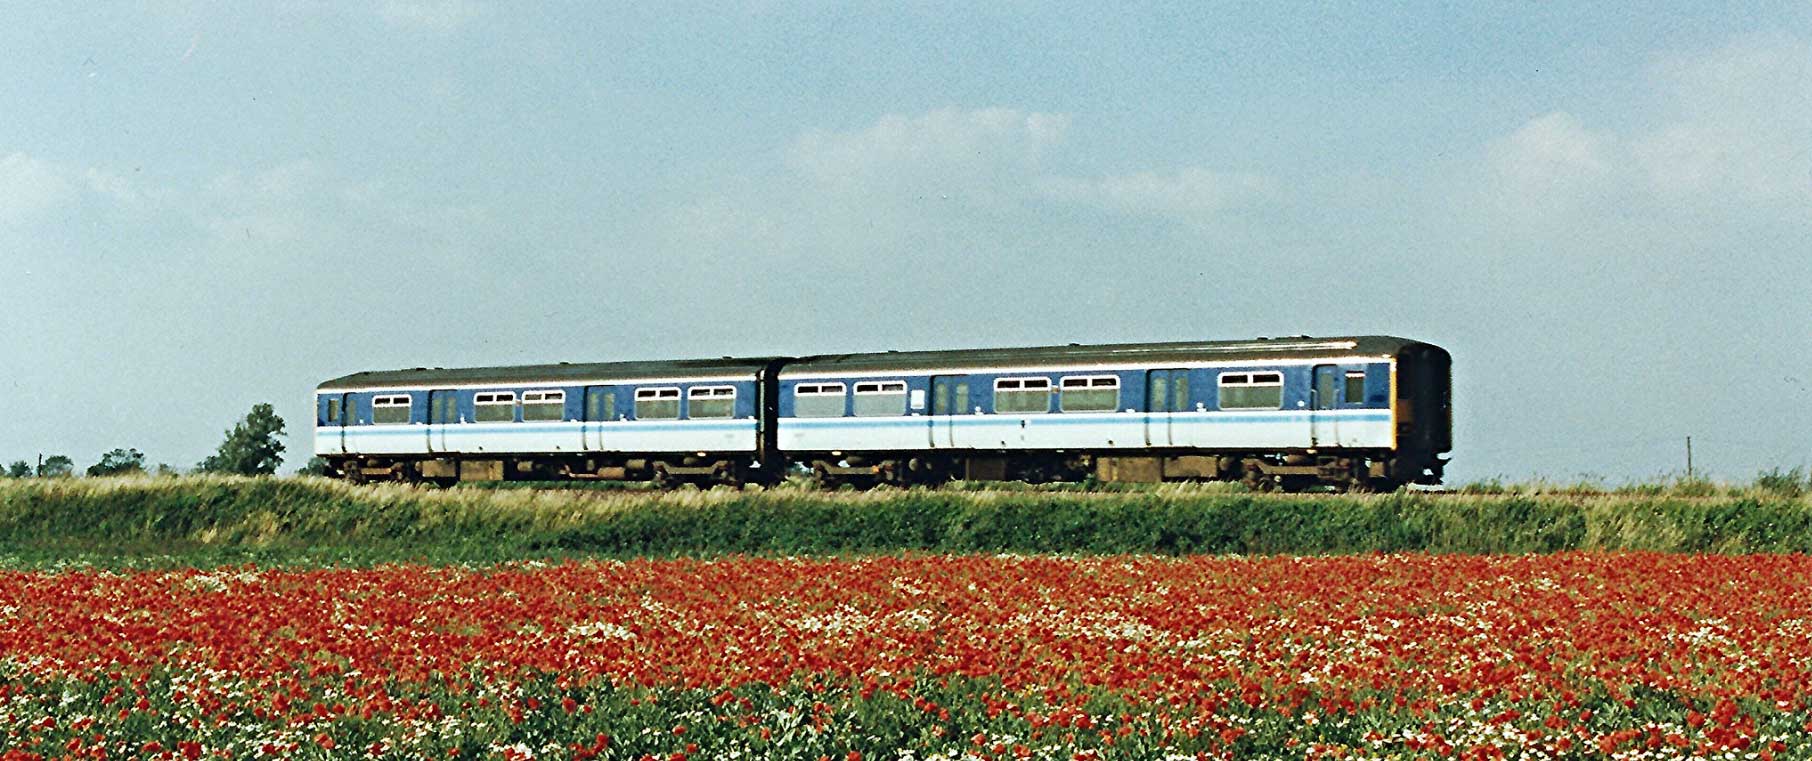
left=314, top=335, right=1451, bottom=491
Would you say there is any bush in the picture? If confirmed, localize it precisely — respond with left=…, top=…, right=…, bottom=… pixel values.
left=1, top=476, right=1809, bottom=566
left=1754, top=467, right=1809, bottom=499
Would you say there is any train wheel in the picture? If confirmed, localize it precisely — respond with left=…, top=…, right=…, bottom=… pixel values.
left=1239, top=463, right=1273, bottom=493
left=651, top=464, right=675, bottom=491
left=876, top=462, right=902, bottom=488
left=810, top=462, right=838, bottom=491
left=711, top=463, right=741, bottom=489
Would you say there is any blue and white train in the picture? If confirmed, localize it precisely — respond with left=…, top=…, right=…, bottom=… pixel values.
left=315, top=336, right=1451, bottom=490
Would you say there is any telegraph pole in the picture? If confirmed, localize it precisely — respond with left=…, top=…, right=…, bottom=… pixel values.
left=1685, top=436, right=1693, bottom=480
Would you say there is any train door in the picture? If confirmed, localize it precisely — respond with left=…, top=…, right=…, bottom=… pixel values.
left=1144, top=369, right=1188, bottom=446
left=1311, top=365, right=1339, bottom=447
left=583, top=386, right=613, bottom=451
left=929, top=376, right=967, bottom=448
left=428, top=389, right=457, bottom=452
left=338, top=392, right=354, bottom=453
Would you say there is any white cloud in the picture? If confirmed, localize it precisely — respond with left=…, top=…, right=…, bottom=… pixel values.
left=781, top=106, right=1273, bottom=222
left=1632, top=35, right=1812, bottom=205
left=1487, top=35, right=1812, bottom=222
left=377, top=0, right=484, bottom=33
left=787, top=107, right=1070, bottom=205
left=662, top=106, right=1280, bottom=267
left=197, top=161, right=326, bottom=244
left=0, top=152, right=75, bottom=227
left=82, top=168, right=152, bottom=210
left=1486, top=111, right=1616, bottom=220
left=1037, top=167, right=1273, bottom=222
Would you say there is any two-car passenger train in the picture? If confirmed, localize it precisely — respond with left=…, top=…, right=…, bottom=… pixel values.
left=315, top=335, right=1451, bottom=491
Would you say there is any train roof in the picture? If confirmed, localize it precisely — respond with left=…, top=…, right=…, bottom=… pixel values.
left=780, top=335, right=1436, bottom=376
left=316, top=356, right=781, bottom=392
left=316, top=336, right=1441, bottom=391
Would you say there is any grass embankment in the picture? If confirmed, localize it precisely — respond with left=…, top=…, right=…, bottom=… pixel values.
left=2, top=476, right=1810, bottom=566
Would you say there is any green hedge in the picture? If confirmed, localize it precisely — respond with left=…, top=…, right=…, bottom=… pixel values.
left=1, top=476, right=1809, bottom=566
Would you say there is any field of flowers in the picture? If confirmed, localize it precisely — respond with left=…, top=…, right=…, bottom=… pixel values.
left=2, top=553, right=1810, bottom=759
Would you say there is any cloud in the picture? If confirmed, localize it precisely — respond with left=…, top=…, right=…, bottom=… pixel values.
left=1036, top=167, right=1274, bottom=222
left=1631, top=34, right=1812, bottom=205
left=778, top=106, right=1272, bottom=222
left=1486, top=35, right=1812, bottom=222
left=0, top=152, right=76, bottom=227
left=81, top=168, right=152, bottom=210
left=377, top=0, right=484, bottom=33
left=196, top=161, right=327, bottom=244
left=1486, top=111, right=1615, bottom=220
left=659, top=105, right=1284, bottom=273
left=787, top=107, right=1071, bottom=205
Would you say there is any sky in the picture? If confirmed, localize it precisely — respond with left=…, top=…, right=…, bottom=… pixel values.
left=1, top=2, right=1808, bottom=483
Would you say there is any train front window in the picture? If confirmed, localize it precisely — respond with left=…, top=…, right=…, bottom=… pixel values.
left=1218, top=372, right=1284, bottom=410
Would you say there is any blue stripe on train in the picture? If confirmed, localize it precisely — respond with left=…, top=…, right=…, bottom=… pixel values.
left=784, top=412, right=1391, bottom=429
left=325, top=421, right=756, bottom=436
left=321, top=413, right=1390, bottom=438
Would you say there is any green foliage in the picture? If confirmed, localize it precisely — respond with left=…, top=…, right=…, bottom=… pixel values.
left=36, top=455, right=73, bottom=478
left=85, top=447, right=146, bottom=477
left=296, top=456, right=330, bottom=476
left=1, top=461, right=26, bottom=478
left=0, top=477, right=1809, bottom=567
left=197, top=403, right=286, bottom=475
left=1754, top=467, right=1809, bottom=498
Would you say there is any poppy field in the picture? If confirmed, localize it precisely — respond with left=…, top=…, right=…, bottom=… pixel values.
left=1, top=553, right=1810, bottom=759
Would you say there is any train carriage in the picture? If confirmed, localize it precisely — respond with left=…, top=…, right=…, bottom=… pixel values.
left=777, top=336, right=1449, bottom=490
left=316, top=357, right=783, bottom=485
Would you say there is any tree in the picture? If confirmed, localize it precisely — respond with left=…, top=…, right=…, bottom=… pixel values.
left=86, top=448, right=146, bottom=477
left=5, top=461, right=29, bottom=478
left=37, top=455, right=74, bottom=478
left=198, top=403, right=287, bottom=475
left=297, top=456, right=330, bottom=476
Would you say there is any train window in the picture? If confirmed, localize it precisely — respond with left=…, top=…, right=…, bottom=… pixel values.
left=473, top=391, right=516, bottom=422
left=688, top=386, right=736, bottom=419
left=1060, top=376, right=1119, bottom=412
left=635, top=387, right=681, bottom=420
left=585, top=389, right=615, bottom=422
left=1344, top=372, right=1366, bottom=405
left=372, top=394, right=412, bottom=425
left=994, top=377, right=1051, bottom=414
left=325, top=398, right=341, bottom=425
left=1218, top=372, right=1284, bottom=410
left=432, top=394, right=458, bottom=425
left=955, top=383, right=969, bottom=413
left=853, top=381, right=908, bottom=417
left=793, top=383, right=846, bottom=418
left=522, top=389, right=566, bottom=421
